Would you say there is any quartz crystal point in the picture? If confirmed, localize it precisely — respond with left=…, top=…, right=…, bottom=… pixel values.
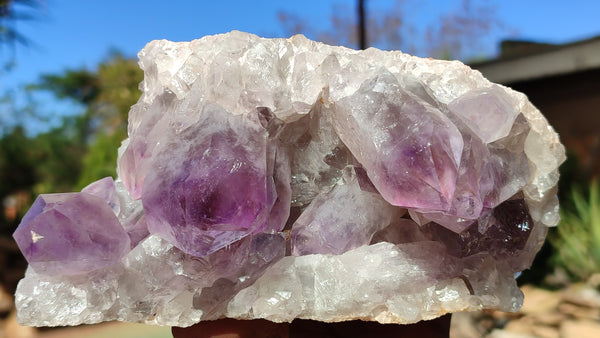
left=13, top=191, right=130, bottom=276
left=333, top=71, right=464, bottom=216
left=142, top=104, right=289, bottom=256
left=13, top=31, right=565, bottom=327
left=291, top=166, right=403, bottom=255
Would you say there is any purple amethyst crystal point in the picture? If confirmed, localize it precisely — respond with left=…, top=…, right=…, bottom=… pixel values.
left=118, top=95, right=173, bottom=200
left=291, top=166, right=402, bottom=255
left=142, top=104, right=289, bottom=256
left=333, top=72, right=464, bottom=214
left=448, top=85, right=519, bottom=144
left=82, top=176, right=120, bottom=214
left=13, top=192, right=130, bottom=276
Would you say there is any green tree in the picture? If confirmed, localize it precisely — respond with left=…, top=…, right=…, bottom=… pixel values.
left=36, top=52, right=143, bottom=188
left=1, top=52, right=142, bottom=234
left=0, top=126, right=36, bottom=199
left=30, top=118, right=86, bottom=194
left=0, top=121, right=84, bottom=234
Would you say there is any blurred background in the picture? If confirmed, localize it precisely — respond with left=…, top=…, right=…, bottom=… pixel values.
left=1, top=1, right=599, bottom=337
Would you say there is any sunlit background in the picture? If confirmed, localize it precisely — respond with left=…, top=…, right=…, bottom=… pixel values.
left=1, top=1, right=600, bottom=337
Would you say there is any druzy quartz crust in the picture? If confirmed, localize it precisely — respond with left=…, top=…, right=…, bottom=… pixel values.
left=13, top=31, right=565, bottom=327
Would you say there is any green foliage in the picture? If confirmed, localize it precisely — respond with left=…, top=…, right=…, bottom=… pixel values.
left=0, top=121, right=83, bottom=235
left=0, top=52, right=142, bottom=234
left=0, top=126, right=37, bottom=197
left=77, top=54, right=142, bottom=185
left=31, top=120, right=85, bottom=194
left=37, top=70, right=100, bottom=104
left=551, top=180, right=600, bottom=281
left=75, top=128, right=126, bottom=190
left=36, top=52, right=142, bottom=187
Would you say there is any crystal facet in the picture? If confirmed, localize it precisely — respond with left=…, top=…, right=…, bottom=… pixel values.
left=13, top=191, right=130, bottom=276
left=142, top=104, right=289, bottom=256
left=13, top=31, right=565, bottom=327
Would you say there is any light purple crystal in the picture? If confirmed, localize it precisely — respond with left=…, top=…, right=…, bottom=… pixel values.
left=82, top=176, right=120, bottom=214
left=191, top=233, right=286, bottom=320
left=291, top=167, right=402, bottom=255
left=142, top=104, right=290, bottom=256
left=13, top=191, right=130, bottom=276
left=118, top=94, right=173, bottom=200
left=333, top=72, right=464, bottom=217
left=447, top=85, right=519, bottom=144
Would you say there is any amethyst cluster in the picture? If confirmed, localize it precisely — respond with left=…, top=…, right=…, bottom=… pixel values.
left=13, top=32, right=565, bottom=327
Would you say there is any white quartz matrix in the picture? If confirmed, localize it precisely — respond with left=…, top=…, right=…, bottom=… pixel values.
left=14, top=31, right=565, bottom=327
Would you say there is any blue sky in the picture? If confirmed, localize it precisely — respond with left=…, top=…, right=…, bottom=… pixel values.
left=1, top=0, right=600, bottom=131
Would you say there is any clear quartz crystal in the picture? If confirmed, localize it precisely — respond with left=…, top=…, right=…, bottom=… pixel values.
left=13, top=31, right=565, bottom=327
